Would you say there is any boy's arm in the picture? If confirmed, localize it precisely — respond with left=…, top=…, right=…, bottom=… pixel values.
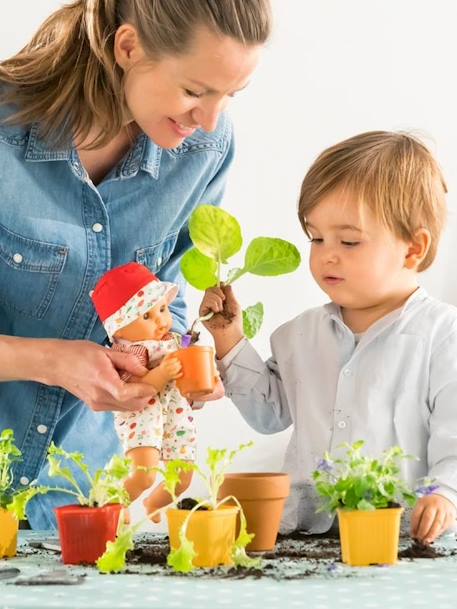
left=200, top=286, right=293, bottom=434
left=414, top=330, right=457, bottom=541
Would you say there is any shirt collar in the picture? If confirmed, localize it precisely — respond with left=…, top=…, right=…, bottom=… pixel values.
left=324, top=286, right=428, bottom=335
left=24, top=124, right=162, bottom=179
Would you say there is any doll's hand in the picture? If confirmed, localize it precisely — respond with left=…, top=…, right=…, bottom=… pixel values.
left=158, top=354, right=183, bottom=382
left=411, top=494, right=457, bottom=544
left=199, top=285, right=244, bottom=359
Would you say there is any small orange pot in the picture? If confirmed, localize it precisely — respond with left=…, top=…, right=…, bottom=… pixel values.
left=167, top=506, right=238, bottom=568
left=218, top=473, right=290, bottom=551
left=0, top=508, right=18, bottom=558
left=174, top=346, right=216, bottom=398
left=337, top=507, right=403, bottom=566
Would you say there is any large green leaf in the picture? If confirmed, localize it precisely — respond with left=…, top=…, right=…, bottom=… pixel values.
left=189, top=205, right=242, bottom=263
left=244, top=237, right=301, bottom=276
left=180, top=248, right=218, bottom=290
left=242, top=303, right=264, bottom=339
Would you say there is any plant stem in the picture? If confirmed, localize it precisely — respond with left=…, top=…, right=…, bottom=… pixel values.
left=190, top=311, right=214, bottom=336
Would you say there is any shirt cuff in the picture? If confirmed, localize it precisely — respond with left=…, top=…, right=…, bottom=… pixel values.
left=216, top=337, right=248, bottom=378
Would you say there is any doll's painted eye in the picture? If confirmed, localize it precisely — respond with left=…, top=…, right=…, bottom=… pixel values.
left=143, top=312, right=149, bottom=320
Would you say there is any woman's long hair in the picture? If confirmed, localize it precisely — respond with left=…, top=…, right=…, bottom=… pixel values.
left=0, top=0, right=271, bottom=148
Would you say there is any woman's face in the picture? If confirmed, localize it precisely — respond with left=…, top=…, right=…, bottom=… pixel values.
left=116, top=26, right=262, bottom=148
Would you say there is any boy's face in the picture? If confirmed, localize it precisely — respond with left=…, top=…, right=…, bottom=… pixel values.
left=114, top=297, right=173, bottom=342
left=306, top=187, right=417, bottom=316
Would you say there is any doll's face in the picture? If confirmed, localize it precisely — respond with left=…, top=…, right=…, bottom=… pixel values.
left=114, top=297, right=173, bottom=342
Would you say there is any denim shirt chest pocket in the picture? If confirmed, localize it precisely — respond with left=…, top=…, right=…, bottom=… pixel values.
left=0, top=222, right=68, bottom=319
left=135, top=231, right=178, bottom=273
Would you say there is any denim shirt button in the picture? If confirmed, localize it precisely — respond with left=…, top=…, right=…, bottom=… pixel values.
left=13, top=253, right=23, bottom=264
left=20, top=476, right=30, bottom=486
left=92, top=223, right=103, bottom=233
left=157, top=257, right=162, bottom=268
left=89, top=290, right=94, bottom=298
left=37, top=424, right=48, bottom=434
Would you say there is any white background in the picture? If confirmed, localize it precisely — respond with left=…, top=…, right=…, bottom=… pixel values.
left=3, top=1, right=457, bottom=528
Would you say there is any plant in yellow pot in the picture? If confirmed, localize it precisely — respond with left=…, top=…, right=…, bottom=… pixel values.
left=97, top=442, right=261, bottom=574
left=0, top=429, right=48, bottom=558
left=312, top=441, right=420, bottom=567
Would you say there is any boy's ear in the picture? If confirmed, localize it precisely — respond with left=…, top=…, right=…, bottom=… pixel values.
left=404, top=228, right=431, bottom=270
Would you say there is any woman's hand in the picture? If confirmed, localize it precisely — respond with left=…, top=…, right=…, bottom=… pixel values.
left=411, top=494, right=457, bottom=544
left=199, top=285, right=244, bottom=358
left=40, top=339, right=158, bottom=412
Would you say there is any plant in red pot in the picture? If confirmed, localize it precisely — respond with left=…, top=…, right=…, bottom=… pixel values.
left=48, top=444, right=130, bottom=565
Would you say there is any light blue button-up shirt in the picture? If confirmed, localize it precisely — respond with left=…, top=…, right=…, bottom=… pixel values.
left=218, top=288, right=457, bottom=534
left=0, top=101, right=234, bottom=528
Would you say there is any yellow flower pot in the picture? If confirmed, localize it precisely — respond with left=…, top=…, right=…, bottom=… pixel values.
left=0, top=508, right=18, bottom=558
left=167, top=505, right=238, bottom=568
left=337, top=507, right=403, bottom=566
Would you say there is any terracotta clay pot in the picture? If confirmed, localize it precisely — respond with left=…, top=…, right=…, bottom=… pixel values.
left=218, top=473, right=290, bottom=551
left=0, top=508, right=18, bottom=558
left=174, top=346, right=216, bottom=398
left=55, top=503, right=123, bottom=565
left=167, top=505, right=238, bottom=568
left=337, top=507, right=403, bottom=566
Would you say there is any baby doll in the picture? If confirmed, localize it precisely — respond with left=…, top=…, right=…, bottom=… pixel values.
left=92, top=262, right=199, bottom=516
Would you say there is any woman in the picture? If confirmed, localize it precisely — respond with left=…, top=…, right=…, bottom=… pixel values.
left=0, top=0, right=271, bottom=528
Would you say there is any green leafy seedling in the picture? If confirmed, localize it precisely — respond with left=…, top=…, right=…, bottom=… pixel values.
left=46, top=443, right=131, bottom=508
left=312, top=440, right=420, bottom=513
left=181, top=205, right=301, bottom=338
left=97, top=443, right=261, bottom=575
left=0, top=429, right=49, bottom=521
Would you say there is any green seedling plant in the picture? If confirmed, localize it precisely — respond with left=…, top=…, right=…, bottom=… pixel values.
left=45, top=443, right=131, bottom=508
left=0, top=429, right=48, bottom=521
left=180, top=205, right=301, bottom=338
left=312, top=440, right=419, bottom=513
left=97, top=442, right=261, bottom=574
left=1, top=430, right=131, bottom=522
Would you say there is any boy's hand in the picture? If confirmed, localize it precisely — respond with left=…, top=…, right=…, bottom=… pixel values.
left=411, top=494, right=456, bottom=544
left=199, top=285, right=244, bottom=359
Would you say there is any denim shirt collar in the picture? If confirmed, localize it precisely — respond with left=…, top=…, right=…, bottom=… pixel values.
left=24, top=123, right=162, bottom=179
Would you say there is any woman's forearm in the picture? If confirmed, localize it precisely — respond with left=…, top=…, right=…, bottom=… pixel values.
left=0, top=335, right=55, bottom=385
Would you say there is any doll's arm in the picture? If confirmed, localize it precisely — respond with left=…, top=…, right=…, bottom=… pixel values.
left=142, top=355, right=182, bottom=394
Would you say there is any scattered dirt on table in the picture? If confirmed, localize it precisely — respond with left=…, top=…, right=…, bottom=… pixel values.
left=398, top=540, right=457, bottom=560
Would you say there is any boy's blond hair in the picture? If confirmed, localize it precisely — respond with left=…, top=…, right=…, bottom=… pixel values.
left=298, top=131, right=447, bottom=271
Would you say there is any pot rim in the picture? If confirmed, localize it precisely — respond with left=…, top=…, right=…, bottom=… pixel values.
left=222, top=472, right=289, bottom=479
left=54, top=503, right=123, bottom=515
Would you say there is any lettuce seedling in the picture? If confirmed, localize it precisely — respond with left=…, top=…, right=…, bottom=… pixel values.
left=46, top=443, right=131, bottom=508
left=180, top=205, right=301, bottom=338
left=0, top=429, right=49, bottom=521
left=97, top=443, right=261, bottom=574
left=312, top=440, right=420, bottom=513
left=166, top=442, right=260, bottom=573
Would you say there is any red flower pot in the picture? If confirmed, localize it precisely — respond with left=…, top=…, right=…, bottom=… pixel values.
left=55, top=503, right=123, bottom=565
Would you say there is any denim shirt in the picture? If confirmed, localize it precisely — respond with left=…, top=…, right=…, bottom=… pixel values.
left=0, top=102, right=234, bottom=528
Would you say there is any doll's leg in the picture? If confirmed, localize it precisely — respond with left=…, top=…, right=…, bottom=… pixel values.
left=143, top=466, right=194, bottom=518
left=124, top=445, right=161, bottom=501
left=144, top=388, right=197, bottom=519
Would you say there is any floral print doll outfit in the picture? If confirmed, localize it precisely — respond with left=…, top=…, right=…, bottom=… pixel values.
left=112, top=333, right=196, bottom=461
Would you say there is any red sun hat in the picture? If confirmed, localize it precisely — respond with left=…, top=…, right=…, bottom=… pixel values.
left=92, top=262, right=179, bottom=340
